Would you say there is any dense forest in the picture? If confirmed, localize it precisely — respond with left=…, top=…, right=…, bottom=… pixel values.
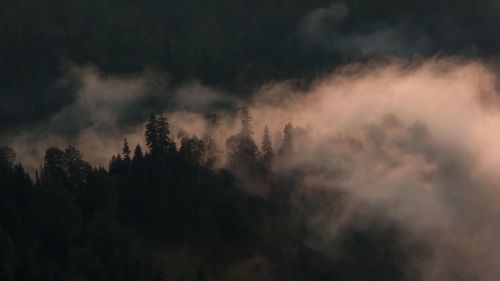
left=0, top=108, right=410, bottom=281
left=4, top=0, right=500, bottom=280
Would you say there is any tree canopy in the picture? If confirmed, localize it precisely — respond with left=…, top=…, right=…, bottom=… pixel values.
left=0, top=109, right=410, bottom=281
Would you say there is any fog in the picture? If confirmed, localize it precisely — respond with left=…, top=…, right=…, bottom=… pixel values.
left=7, top=57, right=500, bottom=280
left=247, top=58, right=500, bottom=281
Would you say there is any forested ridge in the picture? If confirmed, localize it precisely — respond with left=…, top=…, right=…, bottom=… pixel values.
left=0, top=108, right=409, bottom=281
left=3, top=0, right=500, bottom=280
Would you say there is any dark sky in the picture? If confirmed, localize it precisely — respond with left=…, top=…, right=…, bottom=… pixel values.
left=1, top=0, right=500, bottom=133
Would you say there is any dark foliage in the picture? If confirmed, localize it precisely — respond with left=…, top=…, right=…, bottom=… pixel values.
left=0, top=112, right=412, bottom=281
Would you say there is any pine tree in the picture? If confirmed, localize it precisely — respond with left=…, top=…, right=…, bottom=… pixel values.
left=133, top=144, right=144, bottom=163
left=145, top=113, right=176, bottom=157
left=122, top=139, right=131, bottom=163
left=109, top=154, right=124, bottom=174
left=109, top=155, right=117, bottom=173
left=145, top=113, right=159, bottom=155
left=179, top=135, right=205, bottom=163
left=156, top=113, right=176, bottom=155
left=116, top=154, right=123, bottom=164
left=240, top=106, right=253, bottom=137
left=279, top=122, right=294, bottom=156
left=261, top=126, right=274, bottom=165
left=226, top=107, right=258, bottom=169
left=64, top=146, right=90, bottom=186
left=43, top=147, right=66, bottom=181
left=203, top=113, right=220, bottom=167
left=204, top=137, right=218, bottom=167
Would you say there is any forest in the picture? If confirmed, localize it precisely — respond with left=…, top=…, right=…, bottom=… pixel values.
left=5, top=0, right=500, bottom=279
left=0, top=107, right=410, bottom=281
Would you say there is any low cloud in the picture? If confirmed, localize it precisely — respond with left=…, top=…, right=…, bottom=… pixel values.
left=7, top=57, right=500, bottom=280
left=246, top=58, right=500, bottom=281
left=6, top=64, right=238, bottom=172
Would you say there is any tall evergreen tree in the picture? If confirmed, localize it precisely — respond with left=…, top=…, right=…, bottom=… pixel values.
left=279, top=123, right=294, bottom=156
left=133, top=144, right=144, bottom=163
left=110, top=155, right=116, bottom=170
left=239, top=106, right=253, bottom=137
left=203, top=113, right=220, bottom=167
left=122, top=139, right=131, bottom=163
left=145, top=113, right=176, bottom=157
left=145, top=114, right=159, bottom=155
left=179, top=135, right=205, bottom=164
left=43, top=147, right=66, bottom=181
left=156, top=113, right=176, bottom=156
left=109, top=154, right=124, bottom=175
left=226, top=107, right=258, bottom=169
left=261, top=126, right=274, bottom=165
left=64, top=146, right=91, bottom=186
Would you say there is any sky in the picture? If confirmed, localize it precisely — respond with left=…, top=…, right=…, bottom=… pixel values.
left=2, top=0, right=500, bottom=136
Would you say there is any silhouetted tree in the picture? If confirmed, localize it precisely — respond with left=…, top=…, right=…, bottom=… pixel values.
left=240, top=106, right=253, bottom=137
left=0, top=110, right=411, bottom=281
left=279, top=123, right=294, bottom=156
left=179, top=135, right=206, bottom=164
left=123, top=139, right=131, bottom=164
left=43, top=147, right=66, bottom=181
left=109, top=154, right=124, bottom=174
left=261, top=126, right=274, bottom=166
left=133, top=144, right=144, bottom=163
left=145, top=114, right=159, bottom=155
left=157, top=114, right=175, bottom=155
left=203, top=113, right=220, bottom=167
left=226, top=107, right=258, bottom=170
left=64, top=146, right=91, bottom=187
left=145, top=113, right=176, bottom=157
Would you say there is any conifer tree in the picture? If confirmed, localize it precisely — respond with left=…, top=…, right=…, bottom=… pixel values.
left=145, top=113, right=176, bottom=157
left=279, top=123, right=294, bottom=156
left=64, top=146, right=90, bottom=185
left=239, top=106, right=253, bottom=137
left=179, top=135, right=205, bottom=164
left=109, top=154, right=125, bottom=174
left=145, top=113, right=159, bottom=155
left=122, top=139, right=131, bottom=163
left=261, top=126, right=274, bottom=165
left=133, top=144, right=144, bottom=163
left=43, top=147, right=66, bottom=181
left=156, top=113, right=176, bottom=155
left=203, top=113, right=220, bottom=167
left=110, top=155, right=116, bottom=169
left=226, top=107, right=258, bottom=169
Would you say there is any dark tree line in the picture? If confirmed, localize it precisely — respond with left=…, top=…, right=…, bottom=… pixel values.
left=0, top=108, right=411, bottom=281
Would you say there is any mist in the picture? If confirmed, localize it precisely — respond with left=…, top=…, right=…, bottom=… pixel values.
left=248, top=58, right=500, bottom=281
left=5, top=56, right=500, bottom=280
left=5, top=1, right=500, bottom=280
left=170, top=57, right=500, bottom=280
